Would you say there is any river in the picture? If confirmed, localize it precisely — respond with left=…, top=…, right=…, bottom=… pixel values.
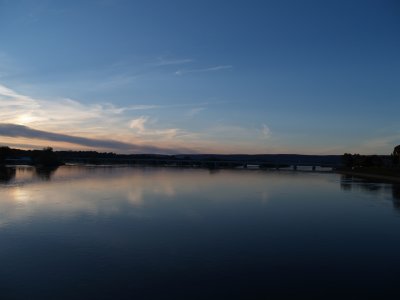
left=0, top=166, right=400, bottom=299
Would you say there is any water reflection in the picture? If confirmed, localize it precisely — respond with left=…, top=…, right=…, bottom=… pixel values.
left=340, top=175, right=400, bottom=211
left=0, top=165, right=60, bottom=184
left=0, top=166, right=16, bottom=183
left=2, top=167, right=400, bottom=299
left=0, top=166, right=302, bottom=228
left=34, top=166, right=59, bottom=181
left=392, top=185, right=400, bottom=210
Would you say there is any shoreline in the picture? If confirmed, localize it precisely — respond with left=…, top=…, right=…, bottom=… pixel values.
left=336, top=170, right=400, bottom=183
left=3, top=164, right=399, bottom=182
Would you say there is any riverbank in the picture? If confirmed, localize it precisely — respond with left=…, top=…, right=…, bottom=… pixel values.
left=337, top=167, right=400, bottom=183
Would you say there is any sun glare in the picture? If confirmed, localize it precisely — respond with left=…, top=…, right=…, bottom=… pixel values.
left=12, top=188, right=31, bottom=204
left=15, top=114, right=37, bottom=125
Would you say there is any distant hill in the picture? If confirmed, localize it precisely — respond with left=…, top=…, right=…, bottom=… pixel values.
left=1, top=146, right=345, bottom=167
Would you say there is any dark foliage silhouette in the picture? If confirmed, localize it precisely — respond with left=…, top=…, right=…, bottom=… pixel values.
left=342, top=153, right=384, bottom=168
left=392, top=145, right=400, bottom=165
left=33, top=147, right=62, bottom=167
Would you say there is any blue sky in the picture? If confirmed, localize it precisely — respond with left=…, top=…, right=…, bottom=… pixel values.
left=0, top=0, right=399, bottom=154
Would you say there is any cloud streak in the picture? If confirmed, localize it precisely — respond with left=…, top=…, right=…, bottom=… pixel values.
left=0, top=83, right=192, bottom=141
left=186, top=107, right=205, bottom=117
left=0, top=83, right=275, bottom=154
left=175, top=65, right=233, bottom=75
left=0, top=123, right=184, bottom=154
left=153, top=57, right=193, bottom=66
left=129, top=116, right=186, bottom=139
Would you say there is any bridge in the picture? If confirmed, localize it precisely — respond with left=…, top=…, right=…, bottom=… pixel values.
left=63, top=157, right=342, bottom=171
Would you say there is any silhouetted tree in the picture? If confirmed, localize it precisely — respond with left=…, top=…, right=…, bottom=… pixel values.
left=392, top=145, right=400, bottom=166
left=0, top=146, right=11, bottom=165
left=342, top=153, right=354, bottom=168
left=34, top=147, right=62, bottom=167
left=342, top=153, right=384, bottom=168
left=364, top=155, right=383, bottom=167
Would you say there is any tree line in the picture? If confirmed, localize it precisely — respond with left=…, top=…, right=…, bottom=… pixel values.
left=342, top=145, right=400, bottom=169
left=0, top=146, right=62, bottom=167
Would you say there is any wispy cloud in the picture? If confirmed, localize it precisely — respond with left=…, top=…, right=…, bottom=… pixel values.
left=0, top=83, right=277, bottom=154
left=0, top=84, right=35, bottom=102
left=0, top=86, right=118, bottom=134
left=153, top=57, right=194, bottom=66
left=186, top=107, right=205, bottom=117
left=0, top=83, right=200, bottom=152
left=93, top=74, right=142, bottom=89
left=86, top=56, right=193, bottom=89
left=175, top=65, right=233, bottom=75
left=261, top=124, right=271, bottom=138
left=129, top=105, right=161, bottom=110
left=129, top=116, right=148, bottom=133
left=129, top=116, right=186, bottom=139
left=0, top=83, right=163, bottom=132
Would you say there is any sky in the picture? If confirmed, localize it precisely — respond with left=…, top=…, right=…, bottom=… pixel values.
left=0, top=0, right=399, bottom=154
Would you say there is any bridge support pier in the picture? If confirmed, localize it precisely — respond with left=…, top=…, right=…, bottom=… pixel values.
left=293, top=165, right=297, bottom=171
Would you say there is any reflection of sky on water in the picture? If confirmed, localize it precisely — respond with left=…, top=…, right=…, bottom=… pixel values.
left=0, top=167, right=399, bottom=227
left=2, top=167, right=400, bottom=299
left=0, top=166, right=348, bottom=229
left=0, top=167, right=177, bottom=227
left=0, top=166, right=399, bottom=230
left=0, top=166, right=277, bottom=227
left=0, top=166, right=399, bottom=224
left=340, top=175, right=400, bottom=212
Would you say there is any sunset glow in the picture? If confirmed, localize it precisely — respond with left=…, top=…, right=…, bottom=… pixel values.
left=0, top=1, right=399, bottom=154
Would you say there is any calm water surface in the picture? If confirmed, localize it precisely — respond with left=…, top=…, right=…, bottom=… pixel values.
left=1, top=166, right=400, bottom=299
